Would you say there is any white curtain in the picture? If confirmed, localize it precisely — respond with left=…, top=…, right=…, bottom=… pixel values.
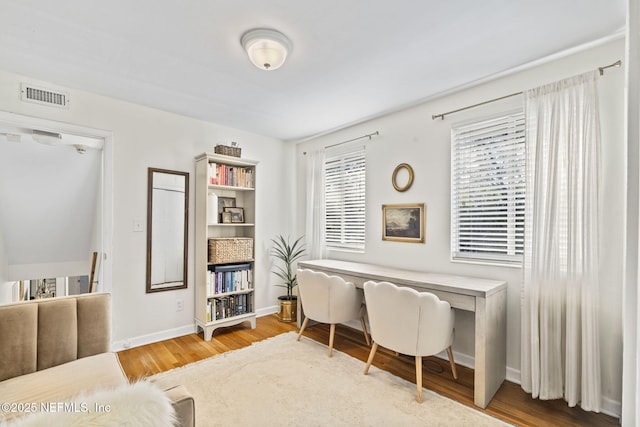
left=521, top=71, right=602, bottom=411
left=305, top=149, right=327, bottom=259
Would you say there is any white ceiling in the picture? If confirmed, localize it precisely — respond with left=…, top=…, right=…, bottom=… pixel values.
left=0, top=0, right=626, bottom=142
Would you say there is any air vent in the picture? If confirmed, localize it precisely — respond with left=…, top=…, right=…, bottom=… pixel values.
left=21, top=83, right=69, bottom=108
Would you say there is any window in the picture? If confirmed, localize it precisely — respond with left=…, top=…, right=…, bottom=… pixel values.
left=451, top=111, right=525, bottom=265
left=324, top=146, right=366, bottom=251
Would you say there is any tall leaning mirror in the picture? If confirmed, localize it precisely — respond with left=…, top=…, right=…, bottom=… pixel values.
left=146, top=168, right=189, bottom=293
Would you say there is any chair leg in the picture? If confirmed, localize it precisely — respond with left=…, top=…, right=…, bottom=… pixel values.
left=360, top=316, right=371, bottom=346
left=364, top=342, right=379, bottom=374
left=297, top=317, right=309, bottom=342
left=328, top=323, right=336, bottom=357
left=446, top=346, right=458, bottom=379
left=415, top=356, right=423, bottom=403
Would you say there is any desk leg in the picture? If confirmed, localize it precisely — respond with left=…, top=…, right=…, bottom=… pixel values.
left=474, top=288, right=507, bottom=408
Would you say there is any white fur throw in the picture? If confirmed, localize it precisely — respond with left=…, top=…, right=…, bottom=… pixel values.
left=4, top=381, right=176, bottom=427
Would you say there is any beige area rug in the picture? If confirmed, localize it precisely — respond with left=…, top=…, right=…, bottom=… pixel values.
left=150, top=332, right=510, bottom=426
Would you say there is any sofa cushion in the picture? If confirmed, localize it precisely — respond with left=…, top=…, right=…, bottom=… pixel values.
left=0, top=303, right=38, bottom=381
left=0, top=352, right=127, bottom=423
left=76, top=294, right=111, bottom=358
left=37, top=298, right=78, bottom=371
left=0, top=293, right=112, bottom=383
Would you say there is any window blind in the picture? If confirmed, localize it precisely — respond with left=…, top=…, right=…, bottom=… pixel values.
left=324, top=147, right=366, bottom=251
left=451, top=111, right=525, bottom=265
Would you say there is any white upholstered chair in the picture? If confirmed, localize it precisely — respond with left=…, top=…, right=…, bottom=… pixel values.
left=296, top=268, right=370, bottom=356
left=363, top=280, right=458, bottom=402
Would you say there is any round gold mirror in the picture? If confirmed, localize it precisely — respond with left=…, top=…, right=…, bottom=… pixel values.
left=392, top=163, right=414, bottom=192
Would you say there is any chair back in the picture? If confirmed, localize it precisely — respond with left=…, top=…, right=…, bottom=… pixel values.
left=363, top=281, right=454, bottom=357
left=297, top=269, right=363, bottom=324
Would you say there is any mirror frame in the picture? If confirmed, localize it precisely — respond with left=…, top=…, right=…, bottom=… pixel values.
left=146, top=167, right=189, bottom=293
left=392, top=163, right=414, bottom=192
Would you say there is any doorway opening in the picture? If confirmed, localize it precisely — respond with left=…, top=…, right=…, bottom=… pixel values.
left=0, top=112, right=113, bottom=304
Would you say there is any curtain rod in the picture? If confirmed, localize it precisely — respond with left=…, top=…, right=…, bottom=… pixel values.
left=431, top=59, right=622, bottom=121
left=303, top=131, right=379, bottom=155
left=325, top=130, right=379, bottom=149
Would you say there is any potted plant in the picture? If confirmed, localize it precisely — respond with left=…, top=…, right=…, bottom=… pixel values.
left=271, top=235, right=305, bottom=322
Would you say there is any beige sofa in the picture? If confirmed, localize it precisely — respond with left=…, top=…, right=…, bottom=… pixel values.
left=0, top=293, right=194, bottom=426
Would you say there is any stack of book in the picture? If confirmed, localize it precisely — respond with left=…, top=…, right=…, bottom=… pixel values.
left=206, top=263, right=252, bottom=296
left=208, top=163, right=255, bottom=188
left=206, top=294, right=252, bottom=321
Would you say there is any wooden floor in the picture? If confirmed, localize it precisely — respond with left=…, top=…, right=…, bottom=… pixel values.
left=117, top=315, right=619, bottom=427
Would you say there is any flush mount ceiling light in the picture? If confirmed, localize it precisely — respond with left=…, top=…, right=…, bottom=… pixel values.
left=32, top=129, right=62, bottom=145
left=30, top=129, right=100, bottom=154
left=241, top=28, right=292, bottom=71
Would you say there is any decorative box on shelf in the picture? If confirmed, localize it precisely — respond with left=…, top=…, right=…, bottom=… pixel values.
left=208, top=237, right=253, bottom=264
left=214, top=144, right=241, bottom=158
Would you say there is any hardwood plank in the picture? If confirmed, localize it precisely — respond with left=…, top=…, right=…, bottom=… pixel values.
left=117, top=315, right=618, bottom=426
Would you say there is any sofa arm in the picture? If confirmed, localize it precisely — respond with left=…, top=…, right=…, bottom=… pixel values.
left=164, top=385, right=195, bottom=427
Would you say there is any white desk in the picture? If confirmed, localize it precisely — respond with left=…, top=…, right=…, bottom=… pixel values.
left=298, top=259, right=507, bottom=408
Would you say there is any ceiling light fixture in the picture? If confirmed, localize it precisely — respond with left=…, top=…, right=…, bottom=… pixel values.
left=1, top=133, right=21, bottom=143
left=32, top=129, right=62, bottom=145
left=241, top=28, right=292, bottom=71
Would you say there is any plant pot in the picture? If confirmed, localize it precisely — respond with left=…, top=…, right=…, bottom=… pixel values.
left=277, top=295, right=297, bottom=323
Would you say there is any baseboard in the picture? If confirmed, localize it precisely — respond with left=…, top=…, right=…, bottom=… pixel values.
left=506, top=365, right=521, bottom=384
left=111, top=324, right=197, bottom=352
left=446, top=349, right=474, bottom=370
left=257, top=305, right=279, bottom=317
left=600, top=396, right=621, bottom=419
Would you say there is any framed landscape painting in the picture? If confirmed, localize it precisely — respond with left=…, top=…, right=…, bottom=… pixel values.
left=382, top=203, right=425, bottom=243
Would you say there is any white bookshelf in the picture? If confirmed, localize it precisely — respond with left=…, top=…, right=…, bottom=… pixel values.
left=194, top=152, right=258, bottom=340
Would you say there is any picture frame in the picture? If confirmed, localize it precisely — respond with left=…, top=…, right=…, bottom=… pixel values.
left=224, top=207, right=245, bottom=223
left=217, top=197, right=236, bottom=215
left=221, top=212, right=232, bottom=224
left=392, top=163, right=414, bottom=192
left=382, top=203, right=425, bottom=243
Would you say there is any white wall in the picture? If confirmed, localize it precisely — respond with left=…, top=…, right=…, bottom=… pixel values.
left=296, top=38, right=625, bottom=413
left=0, top=226, right=11, bottom=304
left=622, top=1, right=640, bottom=423
left=0, top=68, right=292, bottom=346
left=0, top=226, right=6, bottom=282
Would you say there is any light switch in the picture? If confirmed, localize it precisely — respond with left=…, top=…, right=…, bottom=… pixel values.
left=133, top=220, right=144, bottom=232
